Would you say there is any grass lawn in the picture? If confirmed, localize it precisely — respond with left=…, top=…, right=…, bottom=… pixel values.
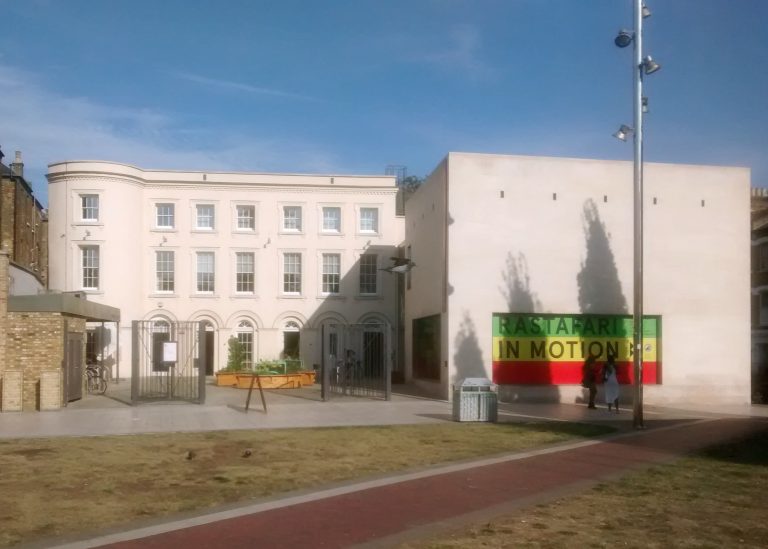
left=0, top=421, right=611, bottom=547
left=404, top=428, right=768, bottom=549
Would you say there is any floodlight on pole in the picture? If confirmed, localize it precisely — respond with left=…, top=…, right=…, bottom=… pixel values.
left=613, top=124, right=634, bottom=142
left=614, top=29, right=634, bottom=48
left=642, top=56, right=661, bottom=75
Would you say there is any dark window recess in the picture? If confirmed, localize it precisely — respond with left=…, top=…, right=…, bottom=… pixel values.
left=412, top=315, right=441, bottom=380
left=553, top=192, right=557, bottom=201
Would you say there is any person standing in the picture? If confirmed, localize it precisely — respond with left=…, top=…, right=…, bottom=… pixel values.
left=603, top=354, right=620, bottom=413
left=582, top=355, right=598, bottom=409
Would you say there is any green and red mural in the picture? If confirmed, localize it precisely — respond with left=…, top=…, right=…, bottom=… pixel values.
left=492, top=313, right=661, bottom=385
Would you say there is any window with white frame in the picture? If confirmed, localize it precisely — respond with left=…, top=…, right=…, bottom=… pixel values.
left=236, top=252, right=255, bottom=293
left=322, top=253, right=341, bottom=294
left=81, top=245, right=100, bottom=290
left=359, top=254, right=377, bottom=294
left=196, top=251, right=215, bottom=293
left=81, top=194, right=99, bottom=222
left=155, top=250, right=175, bottom=292
left=283, top=253, right=302, bottom=294
left=196, top=204, right=215, bottom=230
left=156, top=203, right=175, bottom=229
left=236, top=205, right=255, bottom=230
left=237, top=320, right=254, bottom=368
left=359, top=207, right=379, bottom=233
left=283, top=206, right=302, bottom=232
left=322, top=207, right=341, bottom=232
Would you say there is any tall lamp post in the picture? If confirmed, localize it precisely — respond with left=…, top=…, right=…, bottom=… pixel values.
left=613, top=1, right=661, bottom=429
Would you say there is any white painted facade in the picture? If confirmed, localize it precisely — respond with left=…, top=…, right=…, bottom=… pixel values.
left=47, top=161, right=403, bottom=376
left=404, top=153, right=751, bottom=406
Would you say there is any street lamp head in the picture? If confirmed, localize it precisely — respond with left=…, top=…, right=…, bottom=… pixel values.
left=613, top=124, right=634, bottom=142
left=642, top=55, right=661, bottom=74
left=642, top=4, right=652, bottom=18
left=614, top=29, right=633, bottom=48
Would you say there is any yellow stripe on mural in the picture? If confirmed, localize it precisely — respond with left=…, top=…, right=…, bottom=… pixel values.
left=492, top=336, right=658, bottom=362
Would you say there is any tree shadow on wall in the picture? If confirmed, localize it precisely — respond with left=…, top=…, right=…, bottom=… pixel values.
left=453, top=312, right=488, bottom=383
left=498, top=253, right=560, bottom=403
left=577, top=200, right=628, bottom=314
left=500, top=252, right=542, bottom=313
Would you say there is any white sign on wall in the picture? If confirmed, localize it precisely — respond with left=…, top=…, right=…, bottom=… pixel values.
left=163, top=341, right=177, bottom=363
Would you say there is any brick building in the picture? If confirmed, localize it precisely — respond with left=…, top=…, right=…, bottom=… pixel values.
left=0, top=252, right=119, bottom=411
left=750, top=187, right=768, bottom=403
left=0, top=149, right=48, bottom=289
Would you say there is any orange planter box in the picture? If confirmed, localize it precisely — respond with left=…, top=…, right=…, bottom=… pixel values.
left=216, top=371, right=317, bottom=389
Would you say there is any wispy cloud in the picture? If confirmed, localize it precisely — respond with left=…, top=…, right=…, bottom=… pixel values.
left=0, top=64, right=338, bottom=205
left=170, top=71, right=318, bottom=102
left=414, top=25, right=496, bottom=81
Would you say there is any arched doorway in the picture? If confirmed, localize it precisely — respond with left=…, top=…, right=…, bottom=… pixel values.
left=282, top=320, right=301, bottom=359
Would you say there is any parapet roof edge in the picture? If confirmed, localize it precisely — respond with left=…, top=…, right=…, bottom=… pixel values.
left=46, top=160, right=394, bottom=180
left=444, top=151, right=751, bottom=173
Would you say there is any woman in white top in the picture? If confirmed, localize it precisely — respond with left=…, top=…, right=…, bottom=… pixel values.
left=603, top=355, right=620, bottom=413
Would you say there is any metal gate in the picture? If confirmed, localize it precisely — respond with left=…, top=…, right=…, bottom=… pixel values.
left=321, top=322, right=392, bottom=400
left=131, top=320, right=206, bottom=404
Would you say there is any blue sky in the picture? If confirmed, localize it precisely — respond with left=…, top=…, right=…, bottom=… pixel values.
left=1, top=0, right=766, bottom=205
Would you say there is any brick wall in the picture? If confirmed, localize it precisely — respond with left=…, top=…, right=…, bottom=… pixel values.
left=0, top=176, right=48, bottom=286
left=0, top=179, right=15, bottom=256
left=0, top=252, right=8, bottom=377
left=5, top=311, right=86, bottom=410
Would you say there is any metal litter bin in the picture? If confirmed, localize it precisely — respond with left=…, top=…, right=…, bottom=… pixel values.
left=452, top=378, right=498, bottom=422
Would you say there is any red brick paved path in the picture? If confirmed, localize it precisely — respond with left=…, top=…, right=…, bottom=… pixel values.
left=102, top=418, right=766, bottom=549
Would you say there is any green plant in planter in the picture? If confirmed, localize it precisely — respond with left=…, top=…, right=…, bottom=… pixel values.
left=224, top=336, right=248, bottom=372
left=255, top=359, right=283, bottom=375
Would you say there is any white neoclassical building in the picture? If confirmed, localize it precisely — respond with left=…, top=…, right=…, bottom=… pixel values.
left=47, top=161, right=403, bottom=378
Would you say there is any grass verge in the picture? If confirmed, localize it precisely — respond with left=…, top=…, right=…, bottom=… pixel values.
left=0, top=421, right=611, bottom=546
left=404, top=428, right=768, bottom=549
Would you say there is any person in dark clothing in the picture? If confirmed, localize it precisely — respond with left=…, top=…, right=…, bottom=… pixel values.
left=582, top=355, right=599, bottom=409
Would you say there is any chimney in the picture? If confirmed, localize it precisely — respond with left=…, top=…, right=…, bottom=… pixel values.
left=10, top=151, right=23, bottom=177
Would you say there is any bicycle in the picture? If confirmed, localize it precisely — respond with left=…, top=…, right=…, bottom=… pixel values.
left=84, top=363, right=108, bottom=395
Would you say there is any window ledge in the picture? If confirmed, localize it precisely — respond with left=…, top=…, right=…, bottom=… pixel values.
left=149, top=293, right=178, bottom=298
left=279, top=294, right=305, bottom=300
left=355, top=295, right=382, bottom=301
left=72, top=222, right=104, bottom=227
left=191, top=294, right=220, bottom=299
left=230, top=294, right=259, bottom=299
left=151, top=228, right=177, bottom=233
left=317, top=295, right=347, bottom=301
